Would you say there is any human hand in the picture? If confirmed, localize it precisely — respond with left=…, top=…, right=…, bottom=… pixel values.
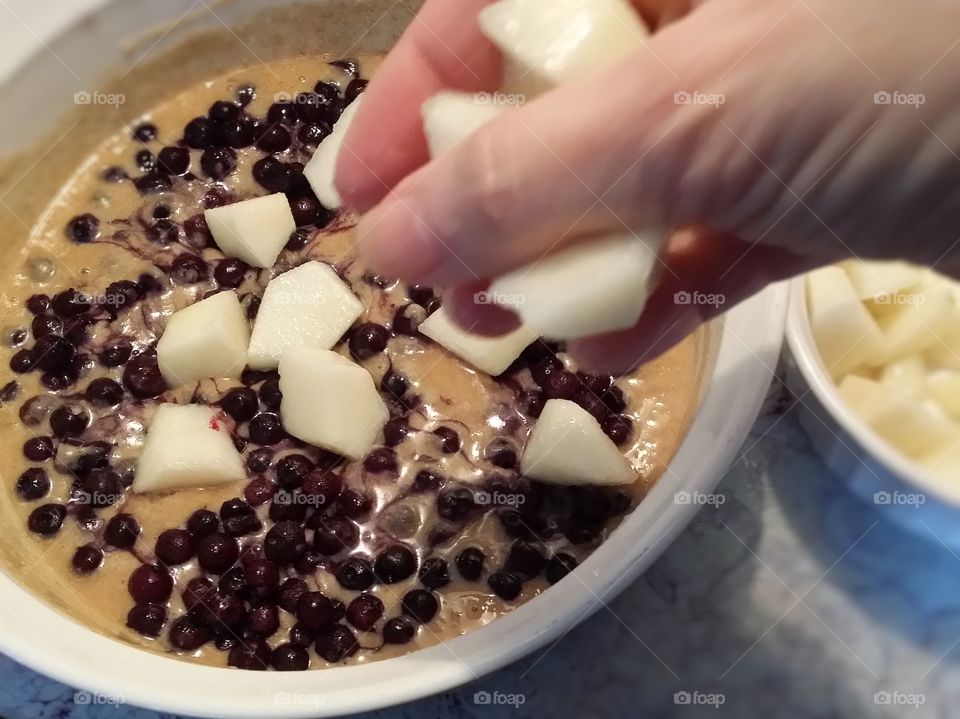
left=338, top=0, right=960, bottom=372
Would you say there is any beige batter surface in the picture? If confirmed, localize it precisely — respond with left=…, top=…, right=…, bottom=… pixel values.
left=0, top=24, right=708, bottom=670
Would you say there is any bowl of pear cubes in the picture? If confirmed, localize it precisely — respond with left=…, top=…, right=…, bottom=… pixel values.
left=788, top=259, right=960, bottom=541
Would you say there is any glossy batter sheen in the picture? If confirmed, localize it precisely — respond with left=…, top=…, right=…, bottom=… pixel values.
left=0, top=55, right=706, bottom=668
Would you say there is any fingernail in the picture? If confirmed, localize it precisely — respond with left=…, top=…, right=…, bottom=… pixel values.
left=357, top=200, right=445, bottom=282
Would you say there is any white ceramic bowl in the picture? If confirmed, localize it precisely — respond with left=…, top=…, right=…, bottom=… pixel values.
left=0, top=1, right=789, bottom=716
left=785, top=276, right=960, bottom=545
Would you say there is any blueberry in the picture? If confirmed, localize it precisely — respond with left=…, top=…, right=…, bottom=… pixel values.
left=296, top=591, right=334, bottom=630
left=247, top=604, right=280, bottom=637
left=488, top=570, right=522, bottom=600
left=418, top=557, right=450, bottom=589
left=349, top=323, right=389, bottom=360
left=382, top=616, right=414, bottom=644
left=85, top=378, right=124, bottom=407
left=168, top=616, right=211, bottom=651
left=72, top=544, right=104, bottom=574
left=158, top=146, right=189, bottom=175
left=27, top=503, right=66, bottom=535
left=337, top=489, right=372, bottom=519
left=22, top=436, right=54, bottom=462
left=214, top=258, right=248, bottom=288
left=602, top=414, right=633, bottom=445
left=314, top=624, right=358, bottom=662
left=100, top=341, right=132, bottom=368
left=346, top=593, right=383, bottom=631
left=518, top=389, right=546, bottom=418
left=123, top=351, right=167, bottom=399
left=133, top=123, right=158, bottom=142
left=345, top=78, right=368, bottom=104
left=267, top=102, right=298, bottom=125
left=256, top=124, right=291, bottom=153
left=9, top=350, right=33, bottom=373
left=186, top=508, right=219, bottom=537
left=31, top=335, right=76, bottom=373
left=228, top=641, right=270, bottom=670
left=336, top=556, right=375, bottom=590
left=170, top=254, right=208, bottom=284
left=363, top=447, right=397, bottom=474
left=437, top=487, right=475, bottom=521
left=16, top=468, right=50, bottom=500
left=128, top=564, right=173, bottom=604
left=51, top=289, right=91, bottom=317
left=221, top=387, right=258, bottom=422
left=545, top=553, right=578, bottom=584
left=49, top=403, right=89, bottom=438
left=248, top=413, right=284, bottom=445
left=235, top=85, right=256, bottom=106
left=66, top=214, right=100, bottom=243
left=401, top=589, right=439, bottom=623
left=261, top=520, right=306, bottom=566
left=432, top=426, right=460, bottom=454
left=380, top=370, right=408, bottom=398
left=505, top=540, right=546, bottom=579
left=411, top=469, right=443, bottom=493
left=200, top=147, right=236, bottom=180
left=259, top=378, right=282, bottom=410
left=197, top=532, right=239, bottom=573
left=245, top=447, right=274, bottom=474
left=455, top=547, right=485, bottom=581
left=383, top=418, right=410, bottom=447
left=80, top=468, right=122, bottom=507
left=26, top=294, right=50, bottom=314
left=219, top=497, right=261, bottom=537
left=134, top=172, right=172, bottom=194
left=155, top=529, right=194, bottom=565
left=297, top=122, right=330, bottom=146
left=252, top=157, right=294, bottom=193
left=374, top=544, right=417, bottom=584
left=136, top=149, right=157, bottom=171
left=313, top=516, right=359, bottom=556
left=102, top=166, right=127, bottom=182
left=183, top=117, right=214, bottom=148
left=286, top=228, right=311, bottom=251
left=104, top=513, right=140, bottom=548
left=126, top=603, right=166, bottom=637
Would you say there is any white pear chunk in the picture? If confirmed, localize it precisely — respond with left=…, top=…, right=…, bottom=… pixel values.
left=278, top=348, right=388, bottom=459
left=422, top=91, right=513, bottom=157
left=303, top=97, right=363, bottom=210
left=132, top=404, right=245, bottom=493
left=157, top=291, right=250, bottom=387
left=488, top=233, right=659, bottom=339
left=837, top=374, right=883, bottom=415
left=418, top=305, right=538, bottom=376
left=871, top=279, right=956, bottom=365
left=805, top=266, right=885, bottom=379
left=248, top=261, right=363, bottom=370
left=926, top=370, right=960, bottom=418
left=478, top=0, right=648, bottom=88
left=862, top=389, right=956, bottom=458
left=521, top=399, right=635, bottom=485
left=879, top=355, right=926, bottom=397
left=840, top=259, right=922, bottom=302
left=204, top=193, right=296, bottom=268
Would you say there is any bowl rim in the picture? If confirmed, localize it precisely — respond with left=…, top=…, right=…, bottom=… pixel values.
left=0, top=281, right=788, bottom=718
left=784, top=275, right=960, bottom=506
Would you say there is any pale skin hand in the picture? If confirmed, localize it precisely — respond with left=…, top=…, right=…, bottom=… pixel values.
left=337, top=0, right=960, bottom=372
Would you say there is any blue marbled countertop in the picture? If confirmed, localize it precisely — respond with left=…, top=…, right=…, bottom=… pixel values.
left=3, top=362, right=955, bottom=719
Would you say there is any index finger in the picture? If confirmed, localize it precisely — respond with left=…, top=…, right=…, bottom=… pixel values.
left=336, top=0, right=503, bottom=213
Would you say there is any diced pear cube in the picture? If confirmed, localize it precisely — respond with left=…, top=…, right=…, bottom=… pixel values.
left=840, top=259, right=922, bottom=302
left=521, top=399, right=635, bottom=485
left=132, top=404, right=245, bottom=493
left=879, top=355, right=926, bottom=396
left=805, top=266, right=885, bottom=379
left=156, top=291, right=250, bottom=387
left=418, top=305, right=538, bottom=376
left=837, top=374, right=884, bottom=415
left=926, top=370, right=960, bottom=418
left=862, top=389, right=956, bottom=458
left=872, top=280, right=955, bottom=364
left=488, top=233, right=659, bottom=339
left=478, top=0, right=649, bottom=88
left=204, top=193, right=296, bottom=268
left=278, top=348, right=388, bottom=459
left=303, top=97, right=362, bottom=210
left=248, top=261, right=363, bottom=370
left=421, top=91, right=512, bottom=157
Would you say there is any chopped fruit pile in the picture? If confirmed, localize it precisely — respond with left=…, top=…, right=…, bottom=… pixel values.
left=4, top=0, right=677, bottom=671
left=806, top=261, right=960, bottom=484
